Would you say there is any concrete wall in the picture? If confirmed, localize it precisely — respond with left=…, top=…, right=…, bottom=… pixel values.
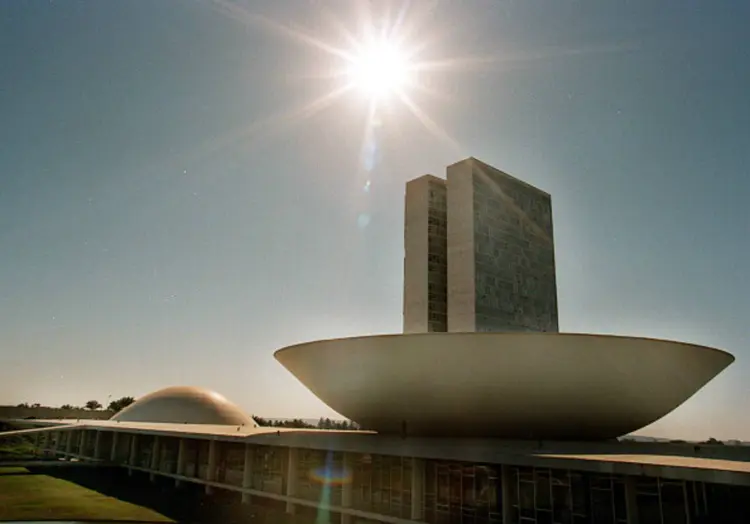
left=0, top=406, right=113, bottom=420
left=450, top=158, right=558, bottom=333
left=403, top=175, right=448, bottom=333
left=446, top=159, right=476, bottom=332
left=409, top=158, right=558, bottom=334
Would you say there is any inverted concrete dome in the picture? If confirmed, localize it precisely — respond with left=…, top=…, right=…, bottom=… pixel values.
left=111, top=386, right=255, bottom=426
left=275, top=333, right=734, bottom=440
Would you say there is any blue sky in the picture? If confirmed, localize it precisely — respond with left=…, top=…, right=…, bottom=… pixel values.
left=0, top=0, right=747, bottom=440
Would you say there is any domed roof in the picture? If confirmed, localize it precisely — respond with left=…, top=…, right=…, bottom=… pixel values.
left=111, top=386, right=256, bottom=426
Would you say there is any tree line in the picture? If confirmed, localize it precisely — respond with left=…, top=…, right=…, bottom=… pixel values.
left=16, top=396, right=136, bottom=413
left=251, top=416, right=361, bottom=430
left=14, top=398, right=361, bottom=429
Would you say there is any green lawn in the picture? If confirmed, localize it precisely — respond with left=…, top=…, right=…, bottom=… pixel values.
left=0, top=467, right=173, bottom=522
left=0, top=441, right=36, bottom=460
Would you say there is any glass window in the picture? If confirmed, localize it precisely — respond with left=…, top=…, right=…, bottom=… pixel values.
left=571, top=472, right=588, bottom=516
left=660, top=480, right=688, bottom=524
left=591, top=487, right=615, bottom=524
left=535, top=469, right=552, bottom=511
left=519, top=479, right=535, bottom=520
left=612, top=480, right=627, bottom=523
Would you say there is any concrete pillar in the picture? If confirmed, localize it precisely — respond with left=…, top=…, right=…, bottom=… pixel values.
left=158, top=439, right=167, bottom=473
left=341, top=453, right=354, bottom=524
left=625, top=477, right=639, bottom=524
left=65, top=431, right=72, bottom=456
left=51, top=431, right=59, bottom=454
left=93, top=431, right=102, bottom=460
left=501, top=465, right=514, bottom=524
left=175, top=438, right=187, bottom=487
left=410, top=458, right=425, bottom=521
left=285, top=447, right=299, bottom=514
left=242, top=443, right=254, bottom=504
left=109, top=432, right=119, bottom=462
left=149, top=436, right=161, bottom=482
left=206, top=440, right=218, bottom=494
left=79, top=431, right=86, bottom=457
left=128, top=434, right=138, bottom=476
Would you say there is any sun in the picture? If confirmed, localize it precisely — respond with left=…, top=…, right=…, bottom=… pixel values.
left=206, top=0, right=467, bottom=159
left=346, top=40, right=411, bottom=99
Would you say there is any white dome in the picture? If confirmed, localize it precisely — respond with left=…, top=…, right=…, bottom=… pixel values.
left=111, top=386, right=255, bottom=426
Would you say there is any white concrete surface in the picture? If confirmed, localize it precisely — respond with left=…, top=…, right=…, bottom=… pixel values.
left=274, top=332, right=734, bottom=439
left=112, top=386, right=255, bottom=426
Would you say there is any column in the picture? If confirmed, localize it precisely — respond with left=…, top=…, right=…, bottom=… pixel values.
left=625, top=477, right=640, bottom=524
left=51, top=431, right=60, bottom=456
left=93, top=431, right=102, bottom=460
left=175, top=438, right=187, bottom=487
left=241, top=443, right=254, bottom=504
left=206, top=440, right=218, bottom=494
left=149, top=436, right=161, bottom=482
left=79, top=431, right=86, bottom=458
left=340, top=453, right=354, bottom=524
left=65, top=431, right=72, bottom=457
left=158, top=438, right=168, bottom=473
left=410, top=458, right=425, bottom=521
left=42, top=431, right=50, bottom=456
left=285, top=447, right=299, bottom=514
left=110, top=432, right=119, bottom=462
left=128, top=434, right=138, bottom=476
left=501, top=465, right=514, bottom=524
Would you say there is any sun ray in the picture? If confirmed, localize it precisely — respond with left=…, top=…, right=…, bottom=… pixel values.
left=207, top=0, right=355, bottom=62
left=414, top=42, right=640, bottom=75
left=170, top=83, right=354, bottom=169
left=410, top=80, right=453, bottom=102
left=387, top=0, right=440, bottom=52
left=413, top=55, right=498, bottom=73
left=398, top=91, right=462, bottom=154
left=318, top=6, right=364, bottom=53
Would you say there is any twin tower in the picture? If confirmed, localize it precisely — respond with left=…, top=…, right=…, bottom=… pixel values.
left=403, top=157, right=559, bottom=334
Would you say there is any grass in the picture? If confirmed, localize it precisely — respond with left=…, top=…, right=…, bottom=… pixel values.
left=0, top=467, right=173, bottom=522
left=0, top=441, right=36, bottom=460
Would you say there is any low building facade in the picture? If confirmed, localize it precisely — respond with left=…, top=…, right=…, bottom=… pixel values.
left=27, top=423, right=750, bottom=524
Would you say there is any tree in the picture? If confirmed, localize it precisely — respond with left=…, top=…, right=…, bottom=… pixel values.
left=85, top=400, right=102, bottom=410
left=60, top=404, right=74, bottom=410
left=107, top=396, right=135, bottom=413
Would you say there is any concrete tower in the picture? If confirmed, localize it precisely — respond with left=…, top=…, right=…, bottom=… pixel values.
left=403, top=175, right=448, bottom=333
left=447, top=157, right=558, bottom=332
left=403, top=158, right=558, bottom=333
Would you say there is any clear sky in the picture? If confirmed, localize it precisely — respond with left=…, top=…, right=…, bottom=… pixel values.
left=1, top=0, right=748, bottom=441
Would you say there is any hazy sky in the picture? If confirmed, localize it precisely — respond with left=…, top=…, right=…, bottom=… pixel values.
left=1, top=0, right=748, bottom=440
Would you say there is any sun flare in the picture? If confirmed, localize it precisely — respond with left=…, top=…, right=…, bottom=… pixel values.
left=346, top=40, right=411, bottom=99
left=205, top=0, right=470, bottom=160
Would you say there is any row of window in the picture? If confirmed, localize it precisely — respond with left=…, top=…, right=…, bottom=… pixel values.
left=46, top=431, right=750, bottom=524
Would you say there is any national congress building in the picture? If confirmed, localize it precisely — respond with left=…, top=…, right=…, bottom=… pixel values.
left=2, top=158, right=746, bottom=524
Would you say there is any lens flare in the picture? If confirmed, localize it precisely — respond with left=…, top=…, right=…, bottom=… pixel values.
left=308, top=465, right=353, bottom=486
